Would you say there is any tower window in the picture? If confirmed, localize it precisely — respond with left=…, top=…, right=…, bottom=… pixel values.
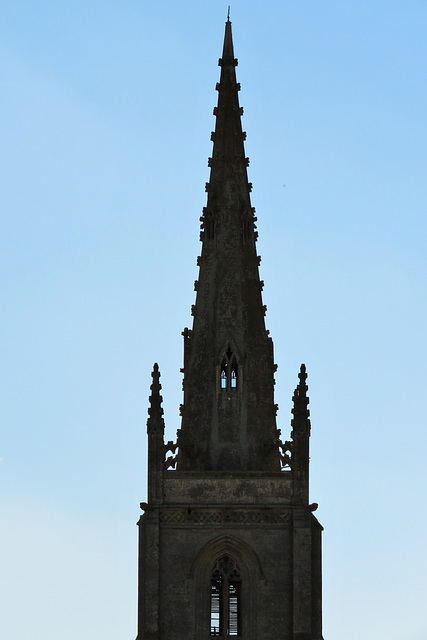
left=210, top=556, right=242, bottom=637
left=219, top=345, right=238, bottom=391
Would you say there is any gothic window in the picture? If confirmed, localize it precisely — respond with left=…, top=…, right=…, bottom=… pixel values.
left=219, top=345, right=238, bottom=391
left=210, top=556, right=242, bottom=637
left=192, top=535, right=262, bottom=640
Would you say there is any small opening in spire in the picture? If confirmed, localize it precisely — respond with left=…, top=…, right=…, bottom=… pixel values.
left=219, top=343, right=239, bottom=391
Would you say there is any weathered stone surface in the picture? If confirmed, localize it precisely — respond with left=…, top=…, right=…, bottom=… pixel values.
left=163, top=471, right=293, bottom=504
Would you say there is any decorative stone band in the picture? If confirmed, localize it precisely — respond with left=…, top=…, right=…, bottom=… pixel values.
left=158, top=507, right=292, bottom=526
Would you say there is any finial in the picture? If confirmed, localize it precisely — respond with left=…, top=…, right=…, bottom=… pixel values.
left=227, top=5, right=231, bottom=21
left=298, top=363, right=307, bottom=387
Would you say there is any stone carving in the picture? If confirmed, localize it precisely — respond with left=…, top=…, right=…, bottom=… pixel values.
left=164, top=441, right=178, bottom=469
left=159, top=508, right=291, bottom=526
left=277, top=429, right=292, bottom=470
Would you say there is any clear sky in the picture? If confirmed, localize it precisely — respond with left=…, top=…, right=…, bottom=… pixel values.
left=1, top=1, right=426, bottom=639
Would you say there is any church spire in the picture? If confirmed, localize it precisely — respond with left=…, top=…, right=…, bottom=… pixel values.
left=176, top=22, right=280, bottom=472
left=136, top=24, right=324, bottom=640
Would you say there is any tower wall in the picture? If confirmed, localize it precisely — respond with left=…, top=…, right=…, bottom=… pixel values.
left=137, top=472, right=323, bottom=639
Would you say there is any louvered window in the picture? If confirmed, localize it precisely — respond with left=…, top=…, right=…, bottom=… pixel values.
left=210, top=556, right=241, bottom=637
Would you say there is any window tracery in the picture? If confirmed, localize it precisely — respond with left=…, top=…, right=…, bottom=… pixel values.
left=210, top=556, right=241, bottom=637
left=191, top=535, right=262, bottom=640
left=219, top=344, right=239, bottom=391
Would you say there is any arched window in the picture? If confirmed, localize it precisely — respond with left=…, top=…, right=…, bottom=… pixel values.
left=210, top=556, right=241, bottom=637
left=191, top=535, right=262, bottom=640
left=219, top=344, right=238, bottom=391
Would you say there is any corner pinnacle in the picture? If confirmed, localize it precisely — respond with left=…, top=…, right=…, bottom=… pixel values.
left=291, top=364, right=311, bottom=434
left=147, top=363, right=165, bottom=433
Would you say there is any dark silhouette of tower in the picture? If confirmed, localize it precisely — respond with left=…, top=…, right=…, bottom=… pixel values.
left=136, top=19, right=324, bottom=640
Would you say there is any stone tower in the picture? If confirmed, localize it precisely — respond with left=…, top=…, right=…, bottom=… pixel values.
left=136, top=19, right=324, bottom=640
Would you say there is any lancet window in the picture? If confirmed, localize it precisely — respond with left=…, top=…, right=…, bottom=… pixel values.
left=210, top=556, right=242, bottom=637
left=220, top=345, right=239, bottom=391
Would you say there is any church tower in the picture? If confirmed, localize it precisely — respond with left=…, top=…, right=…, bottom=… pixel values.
left=137, top=19, right=324, bottom=640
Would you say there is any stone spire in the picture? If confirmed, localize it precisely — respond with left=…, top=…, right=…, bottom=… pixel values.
left=136, top=24, right=324, bottom=640
left=176, top=21, right=280, bottom=472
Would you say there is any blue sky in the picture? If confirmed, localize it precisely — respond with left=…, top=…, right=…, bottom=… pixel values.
left=1, top=1, right=426, bottom=639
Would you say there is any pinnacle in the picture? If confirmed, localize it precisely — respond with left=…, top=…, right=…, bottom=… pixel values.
left=291, top=365, right=310, bottom=432
left=147, top=362, right=165, bottom=433
left=298, top=363, right=308, bottom=391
